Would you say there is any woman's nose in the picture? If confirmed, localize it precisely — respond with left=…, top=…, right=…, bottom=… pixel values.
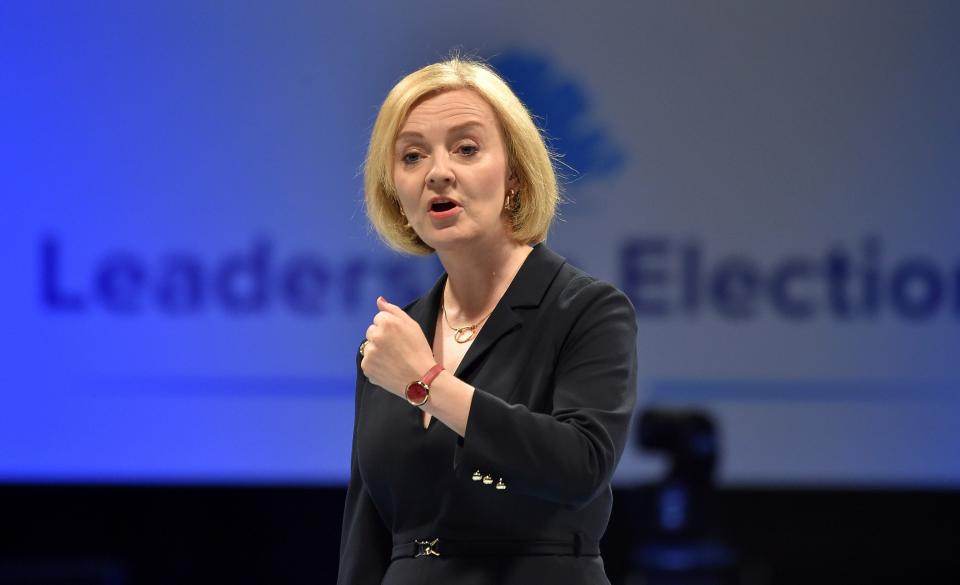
left=426, top=158, right=454, bottom=188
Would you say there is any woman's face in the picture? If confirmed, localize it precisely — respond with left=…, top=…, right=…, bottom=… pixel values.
left=392, top=88, right=516, bottom=252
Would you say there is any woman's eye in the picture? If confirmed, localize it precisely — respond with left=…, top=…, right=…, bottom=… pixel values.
left=458, top=144, right=479, bottom=156
left=402, top=152, right=422, bottom=164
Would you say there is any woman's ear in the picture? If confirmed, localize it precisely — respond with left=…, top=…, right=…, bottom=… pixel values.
left=507, top=169, right=520, bottom=191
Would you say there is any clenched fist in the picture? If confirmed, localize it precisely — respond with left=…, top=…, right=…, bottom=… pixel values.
left=360, top=296, right=437, bottom=397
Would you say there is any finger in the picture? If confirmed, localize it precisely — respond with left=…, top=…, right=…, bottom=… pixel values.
left=377, top=295, right=404, bottom=316
left=373, top=311, right=389, bottom=325
left=365, top=324, right=377, bottom=341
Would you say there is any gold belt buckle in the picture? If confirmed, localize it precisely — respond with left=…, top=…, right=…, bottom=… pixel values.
left=414, top=538, right=440, bottom=558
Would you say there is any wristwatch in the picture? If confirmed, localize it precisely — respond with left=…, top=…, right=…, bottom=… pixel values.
left=405, top=364, right=445, bottom=406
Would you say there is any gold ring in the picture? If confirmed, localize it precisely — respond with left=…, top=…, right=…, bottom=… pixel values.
left=359, top=340, right=369, bottom=356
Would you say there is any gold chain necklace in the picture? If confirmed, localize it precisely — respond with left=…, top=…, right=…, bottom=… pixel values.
left=441, top=291, right=492, bottom=344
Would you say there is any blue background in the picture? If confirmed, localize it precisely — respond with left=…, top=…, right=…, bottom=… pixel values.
left=2, top=1, right=959, bottom=486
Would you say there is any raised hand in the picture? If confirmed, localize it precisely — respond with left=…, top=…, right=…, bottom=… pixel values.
left=360, top=296, right=437, bottom=397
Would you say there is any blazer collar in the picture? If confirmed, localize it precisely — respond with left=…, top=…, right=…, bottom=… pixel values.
left=406, top=242, right=567, bottom=378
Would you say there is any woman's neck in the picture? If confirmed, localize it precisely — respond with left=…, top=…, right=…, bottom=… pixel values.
left=436, top=239, right=534, bottom=321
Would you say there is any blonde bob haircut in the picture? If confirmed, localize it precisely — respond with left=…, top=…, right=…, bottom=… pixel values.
left=364, top=57, right=559, bottom=255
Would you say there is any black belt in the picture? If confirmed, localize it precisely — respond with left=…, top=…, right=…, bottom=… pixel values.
left=390, top=534, right=600, bottom=560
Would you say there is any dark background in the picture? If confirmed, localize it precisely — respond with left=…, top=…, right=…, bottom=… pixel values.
left=2, top=485, right=957, bottom=584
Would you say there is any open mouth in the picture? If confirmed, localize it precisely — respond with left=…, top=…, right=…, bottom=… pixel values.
left=430, top=200, right=457, bottom=212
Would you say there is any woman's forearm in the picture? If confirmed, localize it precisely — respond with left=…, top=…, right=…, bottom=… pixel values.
left=420, top=370, right=476, bottom=437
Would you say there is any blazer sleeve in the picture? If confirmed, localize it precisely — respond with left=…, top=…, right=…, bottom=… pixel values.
left=455, top=278, right=638, bottom=509
left=336, top=351, right=393, bottom=585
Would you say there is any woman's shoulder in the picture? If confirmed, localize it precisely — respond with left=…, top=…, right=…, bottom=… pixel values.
left=545, top=258, right=638, bottom=364
left=551, top=257, right=636, bottom=320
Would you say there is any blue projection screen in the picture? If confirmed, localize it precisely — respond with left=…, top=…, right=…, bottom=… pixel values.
left=2, top=1, right=959, bottom=486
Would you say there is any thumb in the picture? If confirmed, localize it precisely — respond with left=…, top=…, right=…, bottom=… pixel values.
left=377, top=295, right=402, bottom=314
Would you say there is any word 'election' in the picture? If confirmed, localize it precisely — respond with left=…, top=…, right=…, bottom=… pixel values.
left=621, top=236, right=959, bottom=320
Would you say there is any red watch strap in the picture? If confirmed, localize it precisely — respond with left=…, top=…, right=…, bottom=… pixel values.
left=421, top=364, right=445, bottom=386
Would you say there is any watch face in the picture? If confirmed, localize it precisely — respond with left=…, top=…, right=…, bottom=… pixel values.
left=405, top=381, right=429, bottom=405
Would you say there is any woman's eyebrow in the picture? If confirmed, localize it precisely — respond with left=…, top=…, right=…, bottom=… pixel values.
left=396, top=131, right=425, bottom=144
left=396, top=121, right=487, bottom=145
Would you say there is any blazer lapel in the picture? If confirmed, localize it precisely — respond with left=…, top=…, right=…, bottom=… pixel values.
left=453, top=243, right=567, bottom=379
left=405, top=274, right=445, bottom=347
left=405, top=243, right=568, bottom=382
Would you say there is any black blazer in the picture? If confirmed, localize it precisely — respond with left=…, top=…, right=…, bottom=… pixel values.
left=337, top=243, right=638, bottom=585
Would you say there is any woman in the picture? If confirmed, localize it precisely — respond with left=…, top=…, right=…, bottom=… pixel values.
left=338, top=57, right=638, bottom=585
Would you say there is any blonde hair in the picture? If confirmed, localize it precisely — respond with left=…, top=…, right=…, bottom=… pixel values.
left=364, top=57, right=559, bottom=255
